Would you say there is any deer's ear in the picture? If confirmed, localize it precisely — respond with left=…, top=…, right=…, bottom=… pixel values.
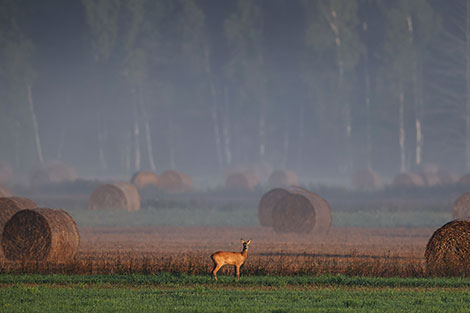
left=240, top=239, right=244, bottom=243
left=246, top=240, right=251, bottom=245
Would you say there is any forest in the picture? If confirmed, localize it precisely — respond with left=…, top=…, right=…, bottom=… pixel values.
left=0, top=0, right=467, bottom=183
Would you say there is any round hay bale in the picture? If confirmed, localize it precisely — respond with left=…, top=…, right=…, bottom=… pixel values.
left=225, top=172, right=259, bottom=191
left=0, top=197, right=38, bottom=259
left=458, top=174, right=470, bottom=185
left=452, top=192, right=470, bottom=219
left=30, top=162, right=78, bottom=186
left=419, top=172, right=441, bottom=187
left=393, top=172, right=425, bottom=187
left=88, top=181, right=140, bottom=211
left=131, top=170, right=159, bottom=189
left=425, top=219, right=470, bottom=276
left=437, top=170, right=458, bottom=185
left=158, top=170, right=192, bottom=194
left=2, top=208, right=79, bottom=263
left=272, top=189, right=331, bottom=234
left=0, top=162, right=13, bottom=185
left=351, top=169, right=383, bottom=190
left=0, top=186, right=12, bottom=197
left=267, top=170, right=299, bottom=188
left=258, top=188, right=291, bottom=227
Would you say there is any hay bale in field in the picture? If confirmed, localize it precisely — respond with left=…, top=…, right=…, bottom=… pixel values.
left=267, top=170, right=299, bottom=188
left=131, top=170, right=159, bottom=189
left=0, top=162, right=13, bottom=185
left=258, top=188, right=291, bottom=227
left=2, top=208, right=79, bottom=262
left=419, top=172, right=441, bottom=187
left=30, top=162, right=78, bottom=186
left=157, top=170, right=192, bottom=194
left=0, top=186, right=12, bottom=197
left=437, top=170, right=458, bottom=185
left=271, top=188, right=331, bottom=234
left=225, top=172, right=259, bottom=191
left=425, top=219, right=470, bottom=276
left=393, top=172, right=425, bottom=187
left=0, top=197, right=38, bottom=259
left=452, top=192, right=470, bottom=219
left=88, top=181, right=140, bottom=211
left=351, top=169, right=383, bottom=190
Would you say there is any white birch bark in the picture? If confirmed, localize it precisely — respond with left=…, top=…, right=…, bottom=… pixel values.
left=399, top=83, right=406, bottom=173
left=26, top=83, right=44, bottom=164
left=140, top=87, right=156, bottom=171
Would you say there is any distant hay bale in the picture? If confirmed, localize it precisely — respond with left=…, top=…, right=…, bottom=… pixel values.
left=2, top=208, right=79, bottom=263
left=419, top=172, right=441, bottom=187
left=0, top=197, right=38, bottom=259
left=88, top=181, right=140, bottom=211
left=131, top=170, right=159, bottom=189
left=0, top=186, right=12, bottom=197
left=351, top=169, right=383, bottom=190
left=258, top=188, right=291, bottom=227
left=437, top=170, right=458, bottom=185
left=158, top=170, right=192, bottom=194
left=458, top=174, right=470, bottom=185
left=30, top=162, right=78, bottom=186
left=272, top=188, right=331, bottom=234
left=225, top=172, right=259, bottom=191
left=452, top=193, right=470, bottom=219
left=425, top=219, right=470, bottom=276
left=0, top=162, right=13, bottom=185
left=393, top=172, right=425, bottom=187
left=267, top=170, right=299, bottom=188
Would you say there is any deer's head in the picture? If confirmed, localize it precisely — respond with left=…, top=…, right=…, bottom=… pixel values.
left=241, top=239, right=252, bottom=250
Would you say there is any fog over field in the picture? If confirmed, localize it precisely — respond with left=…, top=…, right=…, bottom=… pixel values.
left=0, top=0, right=467, bottom=187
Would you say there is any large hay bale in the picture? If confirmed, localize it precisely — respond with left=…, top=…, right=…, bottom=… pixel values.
left=225, top=172, right=259, bottom=191
left=2, top=208, right=79, bottom=263
left=437, top=170, right=458, bottom=185
left=351, top=169, right=383, bottom=190
left=158, top=170, right=192, bottom=194
left=0, top=186, right=12, bottom=197
left=88, top=181, right=140, bottom=211
left=272, top=188, right=331, bottom=234
left=267, top=170, right=299, bottom=188
left=393, top=172, right=425, bottom=187
left=452, top=192, right=470, bottom=219
left=0, top=197, right=38, bottom=259
left=30, top=162, right=78, bottom=186
left=425, top=219, right=470, bottom=276
left=258, top=188, right=291, bottom=227
left=0, top=162, right=13, bottom=185
left=131, top=170, right=159, bottom=189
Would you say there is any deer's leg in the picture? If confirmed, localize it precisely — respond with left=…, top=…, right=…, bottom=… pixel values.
left=212, top=263, right=223, bottom=281
left=235, top=265, right=240, bottom=281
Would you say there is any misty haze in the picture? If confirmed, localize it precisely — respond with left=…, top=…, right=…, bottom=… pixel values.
left=1, top=1, right=470, bottom=311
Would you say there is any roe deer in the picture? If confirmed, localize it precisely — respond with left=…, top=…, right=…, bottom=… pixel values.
left=210, top=239, right=251, bottom=281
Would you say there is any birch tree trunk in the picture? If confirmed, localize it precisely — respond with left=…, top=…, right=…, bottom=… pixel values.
left=26, top=83, right=44, bottom=165
left=132, top=90, right=141, bottom=171
left=222, top=87, right=232, bottom=166
left=399, top=82, right=406, bottom=173
left=297, top=102, right=305, bottom=171
left=466, top=0, right=470, bottom=170
left=140, top=87, right=156, bottom=171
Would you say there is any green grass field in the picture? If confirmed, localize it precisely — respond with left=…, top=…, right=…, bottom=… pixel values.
left=1, top=274, right=470, bottom=312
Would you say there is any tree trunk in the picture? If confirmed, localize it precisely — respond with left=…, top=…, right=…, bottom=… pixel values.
left=399, top=82, right=406, bottom=173
left=132, top=90, right=141, bottom=171
left=222, top=86, right=232, bottom=166
left=466, top=0, right=470, bottom=171
left=282, top=120, right=289, bottom=169
left=26, top=83, right=44, bottom=165
left=168, top=115, right=176, bottom=170
left=258, top=103, right=266, bottom=161
left=97, top=118, right=107, bottom=171
left=204, top=47, right=224, bottom=170
left=140, top=87, right=156, bottom=171
left=297, top=102, right=305, bottom=171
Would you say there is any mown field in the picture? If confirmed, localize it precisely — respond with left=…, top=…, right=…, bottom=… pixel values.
left=2, top=274, right=470, bottom=312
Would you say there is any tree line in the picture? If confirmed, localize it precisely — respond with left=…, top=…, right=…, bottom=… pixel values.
left=0, top=0, right=467, bottom=181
